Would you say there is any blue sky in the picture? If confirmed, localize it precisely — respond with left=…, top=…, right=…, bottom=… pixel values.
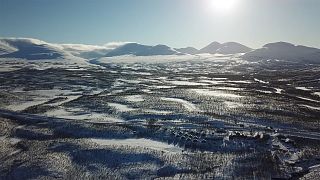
left=1, top=0, right=319, bottom=48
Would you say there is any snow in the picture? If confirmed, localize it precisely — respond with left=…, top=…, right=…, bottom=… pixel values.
left=309, top=164, right=320, bottom=170
left=0, top=38, right=99, bottom=70
left=227, top=80, right=252, bottom=84
left=142, top=89, right=152, bottom=93
left=90, top=138, right=182, bottom=153
left=216, top=42, right=252, bottom=54
left=175, top=47, right=198, bottom=55
left=49, top=95, right=81, bottom=106
left=215, top=87, right=243, bottom=91
left=0, top=66, right=20, bottom=72
left=152, top=86, right=177, bottom=89
left=254, top=78, right=269, bottom=84
left=122, top=71, right=152, bottom=76
left=6, top=100, right=48, bottom=111
left=0, top=39, right=18, bottom=54
left=0, top=57, right=94, bottom=71
left=313, top=92, right=320, bottom=97
left=224, top=101, right=243, bottom=108
left=191, top=89, right=243, bottom=98
left=296, top=96, right=320, bottom=103
left=44, top=41, right=128, bottom=59
left=242, top=41, right=320, bottom=63
left=89, top=116, right=125, bottom=123
left=0, top=38, right=70, bottom=59
left=125, top=95, right=144, bottom=102
left=198, top=80, right=223, bottom=85
left=161, top=97, right=198, bottom=111
left=274, top=88, right=283, bottom=94
left=166, top=80, right=209, bottom=86
left=0, top=136, right=21, bottom=145
left=60, top=44, right=111, bottom=51
left=1, top=37, right=53, bottom=46
left=108, top=103, right=136, bottom=112
left=66, top=68, right=87, bottom=71
left=8, top=138, right=21, bottom=145
left=119, top=79, right=142, bottom=84
left=144, top=109, right=172, bottom=114
left=300, top=104, right=320, bottom=111
left=97, top=54, right=226, bottom=64
left=105, top=43, right=179, bottom=57
left=45, top=107, right=125, bottom=122
left=256, top=90, right=273, bottom=94
left=198, top=42, right=251, bottom=54
left=295, top=87, right=311, bottom=91
left=213, top=78, right=228, bottom=80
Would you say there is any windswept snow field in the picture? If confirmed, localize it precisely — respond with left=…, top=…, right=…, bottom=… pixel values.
left=0, top=54, right=320, bottom=179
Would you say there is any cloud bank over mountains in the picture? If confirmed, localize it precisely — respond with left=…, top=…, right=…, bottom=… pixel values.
left=1, top=37, right=320, bottom=64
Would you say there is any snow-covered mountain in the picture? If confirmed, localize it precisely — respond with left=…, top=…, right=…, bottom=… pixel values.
left=242, top=42, right=320, bottom=63
left=0, top=38, right=69, bottom=60
left=196, top=42, right=251, bottom=54
left=174, top=47, right=199, bottom=55
left=0, top=38, right=130, bottom=60
left=105, top=43, right=181, bottom=57
left=0, top=38, right=99, bottom=70
left=103, top=41, right=251, bottom=57
left=59, top=44, right=109, bottom=59
left=0, top=38, right=252, bottom=59
left=198, top=42, right=221, bottom=54
left=2, top=38, right=319, bottom=65
left=216, top=42, right=252, bottom=54
left=0, top=40, right=18, bottom=55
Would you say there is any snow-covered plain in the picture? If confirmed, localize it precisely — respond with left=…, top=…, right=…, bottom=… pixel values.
left=90, top=138, right=182, bottom=152
left=1, top=38, right=320, bottom=179
left=191, top=89, right=243, bottom=98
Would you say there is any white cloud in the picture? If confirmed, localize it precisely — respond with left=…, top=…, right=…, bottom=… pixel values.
left=58, top=42, right=132, bottom=52
left=59, top=44, right=107, bottom=51
left=103, top=41, right=133, bottom=49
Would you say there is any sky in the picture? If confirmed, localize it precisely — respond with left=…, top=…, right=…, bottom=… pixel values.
left=0, top=0, right=319, bottom=49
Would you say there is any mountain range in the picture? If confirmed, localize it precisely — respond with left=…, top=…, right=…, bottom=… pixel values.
left=0, top=37, right=320, bottom=63
left=242, top=42, right=320, bottom=63
left=105, top=43, right=182, bottom=57
left=197, top=41, right=252, bottom=54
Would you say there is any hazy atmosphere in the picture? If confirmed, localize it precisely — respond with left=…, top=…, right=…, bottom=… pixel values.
left=1, top=0, right=320, bottom=48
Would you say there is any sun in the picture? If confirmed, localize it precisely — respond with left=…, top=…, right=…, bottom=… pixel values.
left=210, top=0, right=237, bottom=14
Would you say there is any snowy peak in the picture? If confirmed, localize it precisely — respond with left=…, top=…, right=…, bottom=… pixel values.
left=105, top=43, right=181, bottom=57
left=198, top=41, right=221, bottom=54
left=197, top=41, right=251, bottom=54
left=263, top=42, right=296, bottom=49
left=242, top=42, right=320, bottom=63
left=216, top=42, right=252, bottom=54
left=3, top=37, right=319, bottom=64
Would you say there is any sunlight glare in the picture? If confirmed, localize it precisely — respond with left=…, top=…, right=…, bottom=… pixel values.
left=210, top=0, right=238, bottom=14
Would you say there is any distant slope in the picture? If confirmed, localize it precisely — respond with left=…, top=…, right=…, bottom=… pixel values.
left=242, top=42, right=320, bottom=63
left=216, top=42, right=252, bottom=54
left=198, top=42, right=251, bottom=54
left=0, top=38, right=67, bottom=60
left=198, top=42, right=221, bottom=54
left=105, top=43, right=181, bottom=57
left=174, top=47, right=199, bottom=55
left=0, top=40, right=18, bottom=55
